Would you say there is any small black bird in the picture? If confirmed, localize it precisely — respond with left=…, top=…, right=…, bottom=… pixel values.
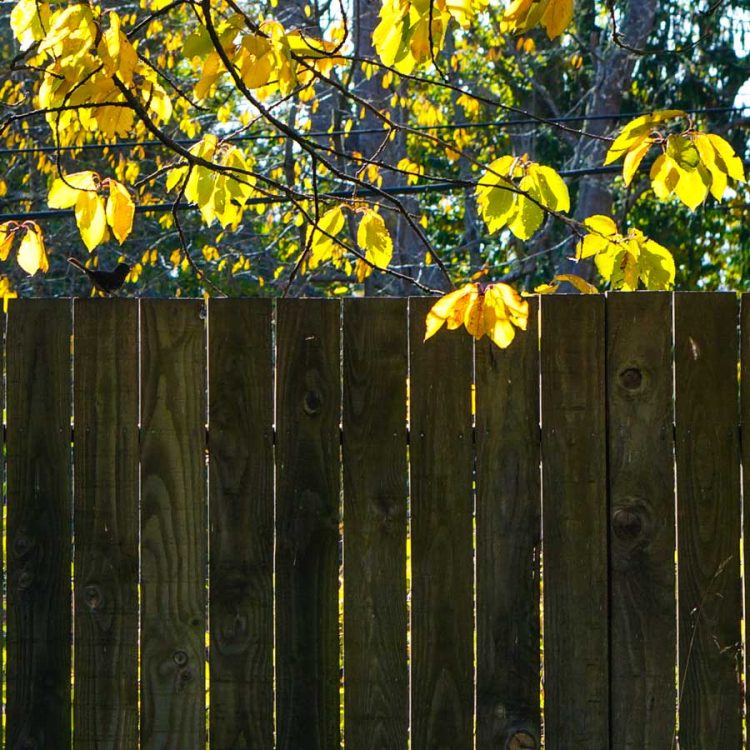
left=68, top=257, right=130, bottom=295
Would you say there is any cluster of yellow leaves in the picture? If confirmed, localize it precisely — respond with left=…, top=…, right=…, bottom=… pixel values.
left=576, top=215, right=675, bottom=291
left=306, top=206, right=393, bottom=281
left=0, top=221, right=48, bottom=276
left=373, top=0, right=488, bottom=73
left=605, top=110, right=746, bottom=209
left=11, top=4, right=172, bottom=142
left=189, top=16, right=344, bottom=102
left=425, top=282, right=529, bottom=348
left=503, top=0, right=574, bottom=39
left=476, top=155, right=570, bottom=240
left=166, top=135, right=256, bottom=228
left=48, top=172, right=135, bottom=251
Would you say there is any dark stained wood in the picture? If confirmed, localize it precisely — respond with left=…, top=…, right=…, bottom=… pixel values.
left=6, top=299, right=72, bottom=749
left=742, top=294, right=750, bottom=736
left=409, top=297, right=474, bottom=750
left=140, top=300, right=207, bottom=750
left=73, top=299, right=139, bottom=749
left=275, top=299, right=341, bottom=750
left=674, top=292, right=742, bottom=748
left=540, top=294, right=608, bottom=750
left=208, top=299, right=274, bottom=750
left=607, top=292, right=676, bottom=749
left=342, top=299, right=408, bottom=750
left=475, top=298, right=541, bottom=750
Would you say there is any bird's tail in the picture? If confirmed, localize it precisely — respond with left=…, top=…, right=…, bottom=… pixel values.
left=67, top=256, right=88, bottom=273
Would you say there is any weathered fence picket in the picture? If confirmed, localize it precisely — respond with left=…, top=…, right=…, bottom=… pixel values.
left=1, top=294, right=747, bottom=750
left=606, top=292, right=675, bottom=750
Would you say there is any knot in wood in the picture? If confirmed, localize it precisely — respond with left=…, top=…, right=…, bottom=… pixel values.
left=619, top=366, right=643, bottom=392
left=612, top=507, right=643, bottom=541
left=508, top=731, right=537, bottom=750
left=13, top=534, right=33, bottom=557
left=18, top=570, right=34, bottom=590
left=172, top=649, right=189, bottom=667
left=84, top=585, right=102, bottom=610
left=303, top=389, right=322, bottom=415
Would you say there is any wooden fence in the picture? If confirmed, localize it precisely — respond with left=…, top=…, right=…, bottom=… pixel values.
left=2, top=293, right=748, bottom=749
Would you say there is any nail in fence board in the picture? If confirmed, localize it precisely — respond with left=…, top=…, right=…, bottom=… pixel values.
left=342, top=299, right=408, bottom=750
left=73, top=299, right=139, bottom=749
left=6, top=299, right=72, bottom=749
left=409, top=297, right=474, bottom=750
left=208, top=299, right=274, bottom=750
left=275, top=299, right=341, bottom=750
left=674, top=292, right=742, bottom=748
left=475, top=298, right=541, bottom=750
left=140, top=300, right=207, bottom=749
left=606, top=292, right=676, bottom=749
left=540, top=294, right=608, bottom=749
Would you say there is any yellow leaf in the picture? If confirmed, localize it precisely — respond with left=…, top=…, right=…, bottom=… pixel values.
left=649, top=153, right=680, bottom=200
left=534, top=282, right=559, bottom=294
left=640, top=237, right=676, bottom=290
left=666, top=134, right=700, bottom=171
left=75, top=192, right=108, bottom=251
left=106, top=180, right=135, bottom=244
left=357, top=209, right=393, bottom=270
left=307, top=206, right=346, bottom=268
left=507, top=176, right=544, bottom=240
left=540, top=0, right=573, bottom=38
left=622, top=139, right=653, bottom=186
left=693, top=133, right=727, bottom=200
left=424, top=284, right=474, bottom=340
left=166, top=165, right=189, bottom=192
left=17, top=225, right=48, bottom=275
left=552, top=274, right=599, bottom=294
left=605, top=110, right=685, bottom=165
left=673, top=163, right=711, bottom=210
left=0, top=222, right=16, bottom=261
left=528, top=164, right=570, bottom=212
left=583, top=214, right=618, bottom=236
left=0, top=276, right=18, bottom=312
left=10, top=0, right=50, bottom=47
left=48, top=171, right=98, bottom=208
left=707, top=134, right=746, bottom=183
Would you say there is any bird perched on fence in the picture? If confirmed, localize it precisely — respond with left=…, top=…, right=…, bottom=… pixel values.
left=67, top=257, right=130, bottom=295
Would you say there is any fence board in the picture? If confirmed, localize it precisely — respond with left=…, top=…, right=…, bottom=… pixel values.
left=540, top=294, right=608, bottom=749
left=6, top=299, right=72, bottom=749
left=742, top=294, right=750, bottom=733
left=475, top=297, right=541, bottom=750
left=208, top=299, right=274, bottom=750
left=342, top=299, right=408, bottom=750
left=73, top=299, right=139, bottom=749
left=674, top=292, right=742, bottom=748
left=409, top=297, right=474, bottom=750
left=275, top=299, right=341, bottom=750
left=606, top=292, right=676, bottom=749
left=140, top=300, right=207, bottom=750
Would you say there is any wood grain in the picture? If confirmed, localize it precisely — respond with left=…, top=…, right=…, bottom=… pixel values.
left=208, top=299, right=274, bottom=750
left=275, top=299, right=341, bottom=750
left=409, top=297, right=474, bottom=750
left=741, top=294, right=750, bottom=737
left=140, top=300, right=207, bottom=750
left=6, top=299, right=72, bottom=749
left=73, top=299, right=139, bottom=749
left=475, top=297, right=541, bottom=750
left=674, top=292, right=742, bottom=748
left=606, top=292, right=676, bottom=749
left=540, top=294, right=608, bottom=750
left=342, top=299, right=408, bottom=750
